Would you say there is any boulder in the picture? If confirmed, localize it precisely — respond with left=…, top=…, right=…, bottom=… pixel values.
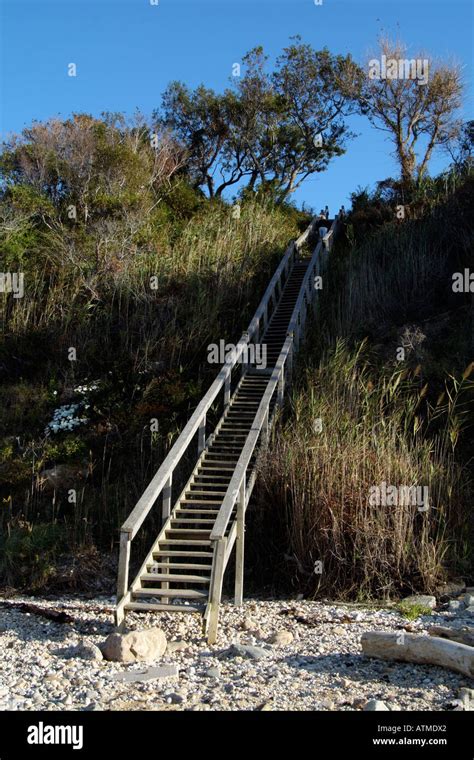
left=101, top=628, right=167, bottom=663
left=437, top=582, right=465, bottom=598
left=268, top=630, right=294, bottom=646
left=363, top=699, right=390, bottom=711
left=72, top=641, right=103, bottom=661
left=402, top=594, right=436, bottom=610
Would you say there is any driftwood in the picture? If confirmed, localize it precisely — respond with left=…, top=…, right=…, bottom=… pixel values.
left=0, top=601, right=74, bottom=624
left=428, top=626, right=474, bottom=648
left=361, top=631, right=474, bottom=678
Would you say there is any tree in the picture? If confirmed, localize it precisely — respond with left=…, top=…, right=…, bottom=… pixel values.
left=357, top=37, right=463, bottom=186
left=0, top=113, right=186, bottom=271
left=157, top=40, right=360, bottom=203
left=445, top=120, right=474, bottom=172
left=0, top=112, right=185, bottom=225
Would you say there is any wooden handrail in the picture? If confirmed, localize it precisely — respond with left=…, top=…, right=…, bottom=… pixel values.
left=121, top=338, right=249, bottom=539
left=118, top=218, right=316, bottom=541
left=210, top=216, right=339, bottom=541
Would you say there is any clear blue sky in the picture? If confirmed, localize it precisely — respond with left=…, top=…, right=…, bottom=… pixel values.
left=0, top=0, right=472, bottom=212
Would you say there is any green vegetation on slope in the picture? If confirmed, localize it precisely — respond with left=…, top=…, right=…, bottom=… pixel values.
left=0, top=114, right=307, bottom=589
left=251, top=170, right=474, bottom=600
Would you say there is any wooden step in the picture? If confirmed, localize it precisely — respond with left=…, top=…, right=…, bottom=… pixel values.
left=166, top=528, right=211, bottom=535
left=133, top=588, right=208, bottom=599
left=180, top=498, right=222, bottom=505
left=204, top=455, right=240, bottom=462
left=188, top=486, right=227, bottom=492
left=210, top=445, right=245, bottom=451
left=153, top=550, right=214, bottom=558
left=141, top=573, right=210, bottom=583
left=158, top=539, right=212, bottom=546
left=176, top=509, right=221, bottom=516
left=191, top=477, right=229, bottom=483
left=185, top=490, right=225, bottom=497
left=198, top=465, right=236, bottom=472
left=125, top=602, right=204, bottom=613
left=148, top=562, right=213, bottom=571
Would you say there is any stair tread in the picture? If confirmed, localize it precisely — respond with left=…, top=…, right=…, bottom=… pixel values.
left=153, top=551, right=214, bottom=557
left=158, top=539, right=213, bottom=545
left=133, top=588, right=208, bottom=598
left=141, top=573, right=210, bottom=583
left=125, top=602, right=204, bottom=613
left=148, top=563, right=212, bottom=570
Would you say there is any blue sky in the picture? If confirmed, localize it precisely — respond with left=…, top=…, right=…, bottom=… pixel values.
left=0, top=0, right=472, bottom=212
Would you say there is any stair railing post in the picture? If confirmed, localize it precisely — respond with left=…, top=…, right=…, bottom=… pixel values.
left=161, top=473, right=173, bottom=599
left=234, top=480, right=246, bottom=606
left=207, top=536, right=227, bottom=644
left=116, top=531, right=131, bottom=608
left=224, top=373, right=231, bottom=408
left=262, top=408, right=269, bottom=446
left=241, top=331, right=249, bottom=377
left=277, top=369, right=285, bottom=407
left=287, top=334, right=294, bottom=380
left=162, top=473, right=172, bottom=523
left=198, top=414, right=206, bottom=454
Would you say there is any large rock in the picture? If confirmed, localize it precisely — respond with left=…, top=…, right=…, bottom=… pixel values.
left=268, top=630, right=294, bottom=646
left=363, top=699, right=389, bottom=711
left=437, top=582, right=465, bottom=598
left=102, top=628, right=167, bottom=663
left=72, top=641, right=103, bottom=661
left=223, top=643, right=269, bottom=661
left=402, top=594, right=436, bottom=610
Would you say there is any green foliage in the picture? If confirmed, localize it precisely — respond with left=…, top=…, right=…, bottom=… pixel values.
left=0, top=113, right=300, bottom=591
left=157, top=39, right=359, bottom=202
left=397, top=601, right=433, bottom=620
left=0, top=520, right=65, bottom=590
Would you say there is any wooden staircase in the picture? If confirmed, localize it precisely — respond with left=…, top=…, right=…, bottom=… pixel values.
left=116, top=215, right=339, bottom=641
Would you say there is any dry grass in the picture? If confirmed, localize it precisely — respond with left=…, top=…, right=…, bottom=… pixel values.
left=255, top=340, right=472, bottom=600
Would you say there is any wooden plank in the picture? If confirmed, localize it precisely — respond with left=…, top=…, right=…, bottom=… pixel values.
left=234, top=481, right=245, bottom=606
left=116, top=532, right=131, bottom=601
left=141, top=573, right=210, bottom=583
left=125, top=602, right=204, bottom=613
left=133, top=588, right=208, bottom=598
left=207, top=538, right=227, bottom=644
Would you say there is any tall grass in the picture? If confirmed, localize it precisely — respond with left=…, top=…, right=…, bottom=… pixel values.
left=254, top=341, right=472, bottom=599
left=251, top=176, right=474, bottom=600
left=0, top=198, right=303, bottom=590
left=1, top=200, right=300, bottom=374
